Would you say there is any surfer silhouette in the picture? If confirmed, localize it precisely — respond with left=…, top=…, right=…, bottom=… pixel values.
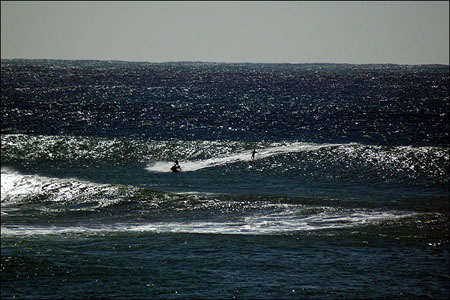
left=251, top=149, right=257, bottom=161
left=171, top=160, right=181, bottom=172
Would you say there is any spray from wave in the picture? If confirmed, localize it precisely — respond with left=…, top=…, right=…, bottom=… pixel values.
left=145, top=142, right=340, bottom=172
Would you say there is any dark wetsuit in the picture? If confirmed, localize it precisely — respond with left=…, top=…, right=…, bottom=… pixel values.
left=171, top=160, right=181, bottom=172
left=251, top=149, right=257, bottom=161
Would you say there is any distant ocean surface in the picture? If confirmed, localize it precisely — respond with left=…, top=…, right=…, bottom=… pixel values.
left=1, top=59, right=449, bottom=299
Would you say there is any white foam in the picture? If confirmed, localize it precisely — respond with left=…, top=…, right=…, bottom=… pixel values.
left=145, top=142, right=339, bottom=173
left=1, top=207, right=418, bottom=236
left=1, top=167, right=44, bottom=202
left=0, top=167, right=121, bottom=208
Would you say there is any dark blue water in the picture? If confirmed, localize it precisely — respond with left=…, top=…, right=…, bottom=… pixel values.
left=1, top=59, right=449, bottom=299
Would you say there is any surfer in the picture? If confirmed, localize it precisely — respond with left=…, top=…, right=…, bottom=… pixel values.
left=251, top=149, right=257, bottom=161
left=171, top=160, right=181, bottom=172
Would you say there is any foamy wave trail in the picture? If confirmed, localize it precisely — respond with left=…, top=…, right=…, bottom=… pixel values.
left=125, top=208, right=418, bottom=235
left=1, top=205, right=418, bottom=236
left=145, top=142, right=340, bottom=172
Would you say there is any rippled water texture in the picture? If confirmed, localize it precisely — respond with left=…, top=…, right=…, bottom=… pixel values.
left=2, top=61, right=448, bottom=145
left=1, top=60, right=448, bottom=299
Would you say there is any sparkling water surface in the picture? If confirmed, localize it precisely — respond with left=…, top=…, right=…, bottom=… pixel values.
left=1, top=59, right=448, bottom=299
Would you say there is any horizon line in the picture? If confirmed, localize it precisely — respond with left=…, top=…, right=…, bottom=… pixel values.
left=1, top=57, right=449, bottom=66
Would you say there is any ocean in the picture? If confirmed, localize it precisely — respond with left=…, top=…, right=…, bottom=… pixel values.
left=1, top=59, right=449, bottom=299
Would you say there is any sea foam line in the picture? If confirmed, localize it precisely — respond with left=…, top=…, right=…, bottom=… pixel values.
left=1, top=209, right=418, bottom=236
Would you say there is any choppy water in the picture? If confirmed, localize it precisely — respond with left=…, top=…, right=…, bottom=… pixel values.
left=1, top=59, right=449, bottom=299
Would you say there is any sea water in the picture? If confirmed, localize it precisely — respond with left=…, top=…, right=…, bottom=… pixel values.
left=1, top=60, right=449, bottom=299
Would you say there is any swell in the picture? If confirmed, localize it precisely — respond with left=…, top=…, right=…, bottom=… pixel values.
left=2, top=134, right=448, bottom=187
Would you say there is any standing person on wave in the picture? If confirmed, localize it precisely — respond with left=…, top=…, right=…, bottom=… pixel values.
left=251, top=149, right=257, bottom=161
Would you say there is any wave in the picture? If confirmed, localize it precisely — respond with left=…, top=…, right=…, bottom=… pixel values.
left=145, top=142, right=341, bottom=172
left=0, top=167, right=142, bottom=213
left=2, top=134, right=448, bottom=181
left=143, top=141, right=449, bottom=187
left=1, top=167, right=442, bottom=237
